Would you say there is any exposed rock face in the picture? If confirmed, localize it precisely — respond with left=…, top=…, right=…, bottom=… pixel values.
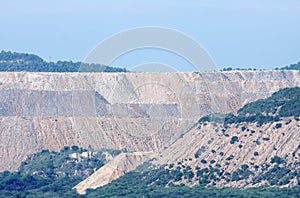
left=0, top=71, right=299, bottom=171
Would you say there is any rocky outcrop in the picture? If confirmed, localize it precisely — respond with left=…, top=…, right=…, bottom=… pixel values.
left=0, top=71, right=299, bottom=171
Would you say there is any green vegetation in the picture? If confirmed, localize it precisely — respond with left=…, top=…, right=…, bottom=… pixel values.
left=0, top=51, right=127, bottom=72
left=230, top=136, right=239, bottom=144
left=199, top=87, right=300, bottom=126
left=0, top=171, right=81, bottom=197
left=231, top=165, right=254, bottom=181
left=252, top=159, right=299, bottom=186
left=270, top=156, right=285, bottom=164
left=221, top=67, right=258, bottom=71
left=226, top=154, right=234, bottom=161
left=87, top=183, right=300, bottom=198
left=200, top=159, right=207, bottom=164
left=222, top=60, right=300, bottom=71
left=84, top=161, right=300, bottom=198
left=278, top=61, right=300, bottom=70
left=0, top=146, right=121, bottom=197
left=194, top=146, right=206, bottom=158
left=19, top=146, right=106, bottom=179
left=236, top=87, right=300, bottom=117
left=262, top=137, right=270, bottom=141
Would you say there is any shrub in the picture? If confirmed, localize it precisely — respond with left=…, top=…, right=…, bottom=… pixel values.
left=226, top=155, right=234, bottom=161
left=262, top=137, right=270, bottom=141
left=71, top=145, right=79, bottom=151
left=271, top=156, right=285, bottom=164
left=200, top=159, right=207, bottom=164
left=215, top=164, right=221, bottom=168
left=241, top=164, right=249, bottom=170
left=230, top=136, right=239, bottom=144
left=275, top=123, right=282, bottom=129
left=194, top=146, right=206, bottom=158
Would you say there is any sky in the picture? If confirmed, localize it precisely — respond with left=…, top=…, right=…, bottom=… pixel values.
left=0, top=0, right=300, bottom=71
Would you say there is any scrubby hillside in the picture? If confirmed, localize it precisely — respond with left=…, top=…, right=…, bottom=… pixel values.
left=153, top=87, right=300, bottom=188
left=279, top=61, right=300, bottom=71
left=78, top=87, right=300, bottom=194
left=0, top=51, right=127, bottom=72
left=0, top=146, right=121, bottom=197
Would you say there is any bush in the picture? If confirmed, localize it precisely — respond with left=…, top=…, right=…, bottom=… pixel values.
left=275, top=123, right=282, bottom=129
left=230, top=136, right=239, bottom=144
left=200, top=159, right=207, bottom=164
left=226, top=155, right=234, bottom=161
left=194, top=146, right=206, bottom=158
left=71, top=145, right=79, bottom=151
left=271, top=156, right=285, bottom=164
left=241, top=164, right=249, bottom=170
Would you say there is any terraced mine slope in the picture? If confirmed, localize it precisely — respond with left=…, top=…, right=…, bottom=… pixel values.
left=0, top=70, right=299, bottom=172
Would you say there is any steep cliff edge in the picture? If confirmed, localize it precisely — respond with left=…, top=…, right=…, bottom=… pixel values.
left=0, top=70, right=299, bottom=171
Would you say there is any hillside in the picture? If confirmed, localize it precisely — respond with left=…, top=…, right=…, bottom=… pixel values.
left=279, top=61, right=300, bottom=71
left=1, top=87, right=298, bottom=197
left=0, top=146, right=121, bottom=197
left=0, top=71, right=299, bottom=172
left=0, top=51, right=127, bottom=72
left=154, top=88, right=300, bottom=188
left=76, top=87, right=300, bottom=193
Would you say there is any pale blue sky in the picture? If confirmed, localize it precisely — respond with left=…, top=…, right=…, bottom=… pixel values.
left=0, top=0, right=300, bottom=70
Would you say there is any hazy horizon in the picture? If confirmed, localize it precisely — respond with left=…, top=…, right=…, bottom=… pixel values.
left=1, top=0, right=300, bottom=71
